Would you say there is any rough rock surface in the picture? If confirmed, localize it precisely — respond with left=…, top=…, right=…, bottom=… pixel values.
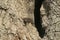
left=43, top=0, right=60, bottom=40
left=0, top=0, right=41, bottom=40
left=1, top=0, right=60, bottom=40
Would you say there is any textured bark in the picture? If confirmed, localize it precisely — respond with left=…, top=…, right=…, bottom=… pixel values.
left=0, top=0, right=41, bottom=40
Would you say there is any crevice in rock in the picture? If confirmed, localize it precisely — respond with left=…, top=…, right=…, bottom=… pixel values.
left=23, top=18, right=33, bottom=26
left=0, top=6, right=8, bottom=11
left=34, top=0, right=46, bottom=38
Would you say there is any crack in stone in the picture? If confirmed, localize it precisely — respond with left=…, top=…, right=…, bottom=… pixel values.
left=34, top=0, right=46, bottom=38
left=0, top=6, right=8, bottom=11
